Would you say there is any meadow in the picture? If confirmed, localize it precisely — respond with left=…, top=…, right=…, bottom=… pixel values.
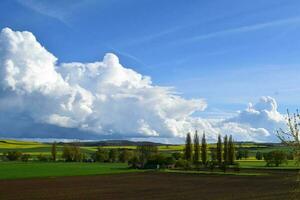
left=0, top=162, right=141, bottom=180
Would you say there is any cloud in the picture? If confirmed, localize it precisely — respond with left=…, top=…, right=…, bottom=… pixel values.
left=0, top=27, right=209, bottom=139
left=0, top=28, right=287, bottom=142
left=177, top=16, right=300, bottom=45
left=216, top=96, right=286, bottom=142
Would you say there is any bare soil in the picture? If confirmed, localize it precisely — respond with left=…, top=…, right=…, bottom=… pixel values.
left=0, top=172, right=299, bottom=200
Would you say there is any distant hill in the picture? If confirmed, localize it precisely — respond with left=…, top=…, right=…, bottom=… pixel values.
left=56, top=140, right=168, bottom=147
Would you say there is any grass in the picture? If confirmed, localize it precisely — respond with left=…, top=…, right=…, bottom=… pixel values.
left=163, top=169, right=267, bottom=176
left=0, top=162, right=142, bottom=180
left=238, top=160, right=300, bottom=169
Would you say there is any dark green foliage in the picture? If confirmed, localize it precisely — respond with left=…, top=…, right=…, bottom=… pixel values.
left=228, top=135, right=235, bottom=164
left=193, top=131, right=200, bottom=164
left=256, top=151, right=263, bottom=160
left=21, top=154, right=30, bottom=162
left=264, top=150, right=287, bottom=167
left=130, top=145, right=158, bottom=168
left=136, top=145, right=158, bottom=164
left=210, top=148, right=217, bottom=162
left=146, top=154, right=175, bottom=169
left=184, top=133, right=193, bottom=161
left=201, top=132, right=207, bottom=165
left=216, top=135, right=222, bottom=165
left=223, top=135, right=229, bottom=165
left=175, top=159, right=192, bottom=169
left=108, top=149, right=119, bottom=162
left=37, top=154, right=50, bottom=162
left=287, top=152, right=294, bottom=160
left=5, top=151, right=22, bottom=161
left=128, top=156, right=140, bottom=168
left=236, top=150, right=249, bottom=160
left=92, top=147, right=109, bottom=162
left=208, top=161, right=217, bottom=171
left=171, top=152, right=183, bottom=160
left=233, top=162, right=240, bottom=172
left=119, top=149, right=133, bottom=163
left=62, top=144, right=82, bottom=162
left=51, top=142, right=57, bottom=161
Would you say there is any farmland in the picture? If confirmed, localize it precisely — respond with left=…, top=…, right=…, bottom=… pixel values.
left=0, top=172, right=299, bottom=200
left=0, top=139, right=300, bottom=200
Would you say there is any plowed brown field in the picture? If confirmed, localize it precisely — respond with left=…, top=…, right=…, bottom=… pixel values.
left=0, top=172, right=298, bottom=200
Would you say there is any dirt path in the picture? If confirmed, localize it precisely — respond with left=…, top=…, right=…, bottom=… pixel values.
left=0, top=172, right=298, bottom=200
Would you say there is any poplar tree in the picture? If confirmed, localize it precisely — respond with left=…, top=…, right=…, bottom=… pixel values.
left=51, top=142, right=57, bottom=161
left=184, top=132, right=193, bottom=161
left=217, top=134, right=222, bottom=165
left=201, top=132, right=207, bottom=165
left=228, top=135, right=235, bottom=164
left=193, top=131, right=200, bottom=164
left=223, top=135, right=229, bottom=165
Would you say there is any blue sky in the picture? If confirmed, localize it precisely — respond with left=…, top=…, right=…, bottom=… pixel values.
left=0, top=0, right=299, bottom=141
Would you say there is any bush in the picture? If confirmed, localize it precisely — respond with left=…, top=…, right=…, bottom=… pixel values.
left=37, top=154, right=50, bottom=162
left=207, top=161, right=217, bottom=171
left=233, top=162, right=240, bottom=172
left=175, top=159, right=192, bottom=169
left=256, top=151, right=263, bottom=160
left=171, top=152, right=183, bottom=160
left=145, top=154, right=175, bottom=169
left=21, top=154, right=31, bottom=162
left=5, top=151, right=22, bottom=161
left=263, top=150, right=287, bottom=167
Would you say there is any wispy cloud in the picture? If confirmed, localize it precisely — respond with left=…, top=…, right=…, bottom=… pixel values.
left=16, top=0, right=90, bottom=27
left=177, top=16, right=300, bottom=45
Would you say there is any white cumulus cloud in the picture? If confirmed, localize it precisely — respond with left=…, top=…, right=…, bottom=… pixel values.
left=0, top=28, right=208, bottom=139
left=0, top=28, right=287, bottom=142
left=216, top=96, right=286, bottom=142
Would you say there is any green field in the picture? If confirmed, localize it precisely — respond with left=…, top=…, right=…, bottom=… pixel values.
left=0, top=162, right=141, bottom=180
left=237, top=160, right=300, bottom=169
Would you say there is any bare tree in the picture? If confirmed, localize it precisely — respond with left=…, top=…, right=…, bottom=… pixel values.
left=277, top=109, right=300, bottom=198
left=277, top=109, right=300, bottom=164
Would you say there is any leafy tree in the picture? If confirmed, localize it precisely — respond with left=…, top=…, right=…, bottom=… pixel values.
left=146, top=154, right=175, bottom=169
left=193, top=131, right=200, bottom=165
left=171, top=152, right=183, bottom=160
left=216, top=134, right=222, bottom=165
left=244, top=150, right=249, bottom=159
left=21, top=154, right=31, bottom=162
left=62, top=144, right=82, bottom=162
left=51, top=142, right=57, bottom=161
left=37, top=154, right=49, bottom=162
left=5, top=151, right=22, bottom=161
left=136, top=145, right=158, bottom=168
left=210, top=148, right=217, bottom=162
left=119, top=149, right=133, bottom=163
left=223, top=135, right=229, bottom=165
left=175, top=159, right=192, bottom=169
left=184, top=132, right=193, bottom=161
left=92, top=147, right=109, bottom=162
left=264, top=150, right=287, bottom=167
left=236, top=150, right=242, bottom=160
left=228, top=135, right=235, bottom=164
left=256, top=151, right=263, bottom=160
left=201, top=132, right=207, bottom=165
left=109, top=149, right=119, bottom=162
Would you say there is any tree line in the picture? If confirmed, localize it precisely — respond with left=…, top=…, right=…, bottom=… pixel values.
left=183, top=132, right=237, bottom=171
